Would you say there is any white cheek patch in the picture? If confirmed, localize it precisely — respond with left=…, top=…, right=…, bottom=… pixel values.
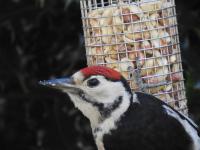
left=163, top=105, right=200, bottom=150
left=67, top=94, right=101, bottom=128
left=85, top=77, right=126, bottom=104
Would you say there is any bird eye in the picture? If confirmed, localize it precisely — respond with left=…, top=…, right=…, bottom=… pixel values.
left=87, top=78, right=100, bottom=87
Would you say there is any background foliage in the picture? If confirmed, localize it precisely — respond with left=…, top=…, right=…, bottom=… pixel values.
left=0, top=0, right=200, bottom=150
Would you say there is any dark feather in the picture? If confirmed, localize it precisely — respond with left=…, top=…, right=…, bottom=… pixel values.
left=103, top=92, right=195, bottom=150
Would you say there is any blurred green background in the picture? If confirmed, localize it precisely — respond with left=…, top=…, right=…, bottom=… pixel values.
left=0, top=0, right=200, bottom=150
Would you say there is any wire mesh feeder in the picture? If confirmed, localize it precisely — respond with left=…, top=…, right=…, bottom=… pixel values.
left=80, top=0, right=188, bottom=114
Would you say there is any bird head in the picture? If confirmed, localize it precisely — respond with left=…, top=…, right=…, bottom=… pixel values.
left=40, top=66, right=133, bottom=127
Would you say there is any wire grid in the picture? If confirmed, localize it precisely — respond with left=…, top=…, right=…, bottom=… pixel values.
left=80, top=0, right=188, bottom=114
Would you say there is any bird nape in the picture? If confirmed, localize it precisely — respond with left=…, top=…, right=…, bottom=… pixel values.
left=40, top=66, right=200, bottom=150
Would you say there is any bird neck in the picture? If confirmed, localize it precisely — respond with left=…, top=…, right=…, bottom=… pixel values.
left=92, top=92, right=135, bottom=150
left=92, top=91, right=133, bottom=132
left=95, top=96, right=123, bottom=119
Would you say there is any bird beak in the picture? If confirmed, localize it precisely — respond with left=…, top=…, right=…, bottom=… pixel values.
left=39, top=78, right=79, bottom=93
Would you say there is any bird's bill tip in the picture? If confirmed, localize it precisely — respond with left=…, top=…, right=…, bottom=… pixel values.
left=39, top=78, right=74, bottom=89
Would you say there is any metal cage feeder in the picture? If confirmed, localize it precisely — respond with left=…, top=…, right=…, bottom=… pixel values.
left=80, top=0, right=188, bottom=114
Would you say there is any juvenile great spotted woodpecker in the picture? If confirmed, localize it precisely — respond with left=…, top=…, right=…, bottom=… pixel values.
left=40, top=66, right=200, bottom=150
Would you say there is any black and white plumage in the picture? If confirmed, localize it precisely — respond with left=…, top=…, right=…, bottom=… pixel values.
left=40, top=66, right=200, bottom=150
left=102, top=92, right=200, bottom=150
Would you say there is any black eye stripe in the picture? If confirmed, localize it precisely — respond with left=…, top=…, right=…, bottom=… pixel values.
left=87, top=78, right=100, bottom=87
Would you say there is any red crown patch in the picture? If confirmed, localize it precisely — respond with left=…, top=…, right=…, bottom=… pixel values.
left=80, top=66, right=121, bottom=80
